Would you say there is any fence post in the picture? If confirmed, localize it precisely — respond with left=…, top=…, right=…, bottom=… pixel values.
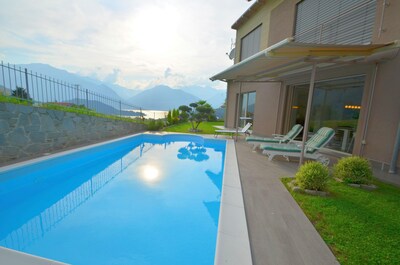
left=24, top=68, right=30, bottom=101
left=86, top=89, right=89, bottom=109
left=119, top=100, right=122, bottom=117
left=1, top=61, right=5, bottom=95
left=75, top=84, right=79, bottom=105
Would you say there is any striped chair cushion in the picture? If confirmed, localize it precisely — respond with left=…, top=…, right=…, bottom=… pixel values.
left=306, top=127, right=335, bottom=153
left=245, top=136, right=281, bottom=143
left=283, top=124, right=303, bottom=141
left=260, top=143, right=301, bottom=153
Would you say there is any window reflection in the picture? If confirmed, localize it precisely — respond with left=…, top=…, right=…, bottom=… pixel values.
left=289, top=75, right=365, bottom=153
left=239, top=91, right=256, bottom=127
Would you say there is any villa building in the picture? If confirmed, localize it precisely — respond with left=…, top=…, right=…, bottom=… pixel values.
left=211, top=0, right=400, bottom=172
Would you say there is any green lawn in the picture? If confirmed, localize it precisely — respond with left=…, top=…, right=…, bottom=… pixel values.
left=282, top=178, right=400, bottom=265
left=163, top=121, right=224, bottom=134
left=0, top=94, right=32, bottom=105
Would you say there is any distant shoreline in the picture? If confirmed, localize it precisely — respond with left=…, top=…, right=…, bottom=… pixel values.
left=127, top=109, right=168, bottom=120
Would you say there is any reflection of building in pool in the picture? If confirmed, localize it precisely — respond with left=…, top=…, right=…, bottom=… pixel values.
left=0, top=143, right=152, bottom=251
left=203, top=201, right=220, bottom=227
left=203, top=144, right=225, bottom=227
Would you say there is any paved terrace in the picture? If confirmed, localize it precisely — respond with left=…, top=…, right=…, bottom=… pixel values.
left=234, top=138, right=339, bottom=265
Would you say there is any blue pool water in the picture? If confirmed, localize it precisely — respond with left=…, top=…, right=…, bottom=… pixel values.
left=0, top=134, right=226, bottom=265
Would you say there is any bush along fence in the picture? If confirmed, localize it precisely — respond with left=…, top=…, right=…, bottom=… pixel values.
left=0, top=61, right=144, bottom=120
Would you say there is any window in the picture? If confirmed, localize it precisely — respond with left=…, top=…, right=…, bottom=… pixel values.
left=289, top=76, right=365, bottom=153
left=295, top=0, right=376, bottom=44
left=240, top=25, right=261, bottom=61
left=239, top=92, right=256, bottom=127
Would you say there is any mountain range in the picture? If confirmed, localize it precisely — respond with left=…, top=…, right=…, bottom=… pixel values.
left=128, top=85, right=200, bottom=110
left=16, top=63, right=226, bottom=111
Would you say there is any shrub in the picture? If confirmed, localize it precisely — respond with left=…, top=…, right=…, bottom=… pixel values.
left=147, top=119, right=165, bottom=131
left=295, top=161, right=330, bottom=191
left=333, top=156, right=373, bottom=184
left=157, top=120, right=165, bottom=129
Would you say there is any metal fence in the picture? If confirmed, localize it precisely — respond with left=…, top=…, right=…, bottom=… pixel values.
left=0, top=61, right=144, bottom=119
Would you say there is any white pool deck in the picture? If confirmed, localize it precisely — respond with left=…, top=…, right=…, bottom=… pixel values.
left=0, top=247, right=68, bottom=265
left=0, top=133, right=252, bottom=265
left=214, top=139, right=252, bottom=265
left=233, top=137, right=338, bottom=265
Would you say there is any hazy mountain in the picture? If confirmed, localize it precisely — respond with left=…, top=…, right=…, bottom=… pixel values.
left=0, top=85, right=11, bottom=95
left=106, top=83, right=141, bottom=99
left=69, top=98, right=141, bottom=117
left=205, top=91, right=226, bottom=108
left=214, top=107, right=226, bottom=120
left=179, top=85, right=226, bottom=108
left=128, top=85, right=199, bottom=110
left=9, top=63, right=226, bottom=111
left=17, top=63, right=122, bottom=100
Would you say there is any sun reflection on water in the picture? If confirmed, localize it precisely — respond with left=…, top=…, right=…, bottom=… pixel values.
left=139, top=165, right=160, bottom=183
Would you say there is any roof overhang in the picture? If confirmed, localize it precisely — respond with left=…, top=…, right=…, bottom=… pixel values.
left=232, top=0, right=266, bottom=30
left=210, top=38, right=400, bottom=82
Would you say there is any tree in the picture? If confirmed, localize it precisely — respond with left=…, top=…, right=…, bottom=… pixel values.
left=12, top=86, right=31, bottom=100
left=172, top=108, right=180, bottom=124
left=177, top=142, right=209, bottom=161
left=178, top=100, right=215, bottom=132
left=166, top=108, right=181, bottom=125
left=167, top=110, right=173, bottom=125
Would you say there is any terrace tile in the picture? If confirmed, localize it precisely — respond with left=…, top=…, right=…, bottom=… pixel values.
left=234, top=138, right=339, bottom=265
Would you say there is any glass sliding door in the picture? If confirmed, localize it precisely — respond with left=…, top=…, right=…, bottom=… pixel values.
left=288, top=75, right=365, bottom=153
left=289, top=86, right=308, bottom=137
left=239, top=92, right=256, bottom=127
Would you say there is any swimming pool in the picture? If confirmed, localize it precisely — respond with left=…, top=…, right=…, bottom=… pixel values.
left=0, top=134, right=226, bottom=264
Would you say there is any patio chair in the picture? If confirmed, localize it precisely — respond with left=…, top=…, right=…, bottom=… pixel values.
left=214, top=123, right=252, bottom=138
left=245, top=124, right=303, bottom=151
left=260, top=127, right=335, bottom=165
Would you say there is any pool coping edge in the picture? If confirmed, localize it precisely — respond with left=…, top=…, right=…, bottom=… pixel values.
left=0, top=247, right=69, bottom=265
left=214, top=139, right=253, bottom=265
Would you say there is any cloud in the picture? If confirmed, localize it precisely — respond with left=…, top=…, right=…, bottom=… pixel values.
left=0, top=0, right=251, bottom=90
left=104, top=69, right=121, bottom=84
left=164, top=68, right=172, bottom=78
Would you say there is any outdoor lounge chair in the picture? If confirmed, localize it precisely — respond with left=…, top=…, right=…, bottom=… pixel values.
left=214, top=122, right=252, bottom=138
left=245, top=124, right=303, bottom=150
left=260, top=127, right=335, bottom=165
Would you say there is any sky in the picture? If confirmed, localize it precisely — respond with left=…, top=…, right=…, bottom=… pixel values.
left=0, top=0, right=252, bottom=90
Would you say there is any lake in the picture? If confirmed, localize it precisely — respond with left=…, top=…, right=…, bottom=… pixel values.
left=125, top=109, right=168, bottom=120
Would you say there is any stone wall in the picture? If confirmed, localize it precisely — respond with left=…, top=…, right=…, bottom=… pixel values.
left=0, top=102, right=146, bottom=164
